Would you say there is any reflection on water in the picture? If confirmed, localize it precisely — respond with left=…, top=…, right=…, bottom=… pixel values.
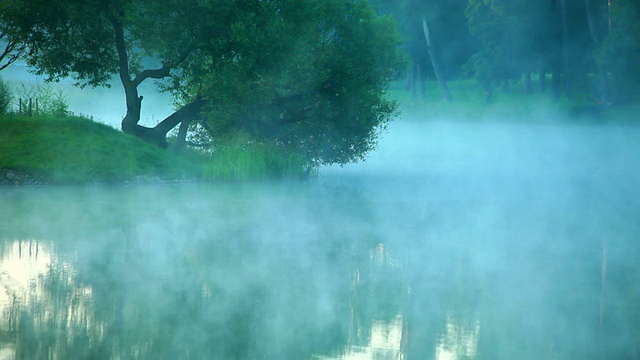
left=435, top=314, right=480, bottom=360
left=316, top=315, right=404, bottom=360
left=1, top=240, right=94, bottom=359
left=1, top=184, right=403, bottom=359
left=1, top=121, right=640, bottom=359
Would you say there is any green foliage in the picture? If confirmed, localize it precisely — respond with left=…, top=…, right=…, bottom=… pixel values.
left=203, top=133, right=315, bottom=181
left=465, top=0, right=513, bottom=98
left=0, top=115, right=196, bottom=183
left=183, top=0, right=405, bottom=167
left=0, top=77, right=11, bottom=114
left=0, top=0, right=117, bottom=87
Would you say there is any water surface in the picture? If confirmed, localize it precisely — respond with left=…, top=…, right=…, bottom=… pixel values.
left=1, top=119, right=639, bottom=359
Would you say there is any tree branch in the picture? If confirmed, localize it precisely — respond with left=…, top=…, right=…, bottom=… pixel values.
left=131, top=47, right=194, bottom=87
left=132, top=66, right=170, bottom=87
left=0, top=33, right=23, bottom=71
left=153, top=99, right=208, bottom=135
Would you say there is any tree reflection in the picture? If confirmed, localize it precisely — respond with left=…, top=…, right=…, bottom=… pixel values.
left=1, top=240, right=98, bottom=359
left=2, top=184, right=638, bottom=359
left=1, top=184, right=398, bottom=359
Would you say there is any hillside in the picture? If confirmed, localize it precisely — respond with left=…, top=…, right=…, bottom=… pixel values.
left=0, top=114, right=198, bottom=184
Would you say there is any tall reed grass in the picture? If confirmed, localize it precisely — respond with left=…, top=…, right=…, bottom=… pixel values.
left=202, top=133, right=315, bottom=181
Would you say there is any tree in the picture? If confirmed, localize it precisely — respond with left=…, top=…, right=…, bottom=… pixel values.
left=465, top=0, right=516, bottom=102
left=0, top=0, right=403, bottom=166
left=376, top=0, right=474, bottom=102
left=465, top=0, right=586, bottom=101
left=176, top=0, right=405, bottom=165
left=595, top=0, right=640, bottom=104
left=465, top=0, right=614, bottom=102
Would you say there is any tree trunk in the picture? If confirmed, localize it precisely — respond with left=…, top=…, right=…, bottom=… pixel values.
left=584, top=0, right=611, bottom=104
left=422, top=18, right=452, bottom=103
left=406, top=58, right=426, bottom=102
left=485, top=89, right=493, bottom=104
left=110, top=12, right=201, bottom=149
left=171, top=118, right=193, bottom=153
left=560, top=0, right=572, bottom=98
left=524, top=72, right=532, bottom=94
left=540, top=68, right=547, bottom=93
left=552, top=67, right=562, bottom=101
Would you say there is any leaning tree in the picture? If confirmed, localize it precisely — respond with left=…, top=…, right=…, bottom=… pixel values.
left=0, top=0, right=404, bottom=166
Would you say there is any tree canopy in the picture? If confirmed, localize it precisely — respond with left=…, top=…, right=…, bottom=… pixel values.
left=0, top=0, right=404, bottom=166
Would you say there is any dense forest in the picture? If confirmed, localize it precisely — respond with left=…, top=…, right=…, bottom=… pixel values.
left=372, top=0, right=640, bottom=104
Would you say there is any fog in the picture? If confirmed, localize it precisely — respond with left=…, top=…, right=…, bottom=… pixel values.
left=2, top=103, right=640, bottom=358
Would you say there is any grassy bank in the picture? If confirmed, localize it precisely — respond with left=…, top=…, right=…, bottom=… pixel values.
left=0, top=114, right=312, bottom=184
left=0, top=114, right=199, bottom=184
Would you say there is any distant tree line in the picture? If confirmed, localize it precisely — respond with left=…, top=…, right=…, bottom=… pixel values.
left=371, top=0, right=640, bottom=104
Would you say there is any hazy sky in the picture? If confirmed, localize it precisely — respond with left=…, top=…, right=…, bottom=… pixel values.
left=2, top=60, right=173, bottom=127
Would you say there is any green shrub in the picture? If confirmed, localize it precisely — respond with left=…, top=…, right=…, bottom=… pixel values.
left=0, top=78, right=11, bottom=114
left=15, top=82, right=69, bottom=115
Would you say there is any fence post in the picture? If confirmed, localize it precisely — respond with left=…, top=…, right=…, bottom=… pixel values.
left=29, top=98, right=32, bottom=116
left=19, top=98, right=22, bottom=114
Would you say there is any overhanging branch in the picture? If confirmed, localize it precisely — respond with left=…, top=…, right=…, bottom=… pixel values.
left=153, top=99, right=208, bottom=135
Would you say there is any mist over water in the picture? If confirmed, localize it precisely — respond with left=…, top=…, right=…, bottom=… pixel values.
left=2, top=114, right=640, bottom=359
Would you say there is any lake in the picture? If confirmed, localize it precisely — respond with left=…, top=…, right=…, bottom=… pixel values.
left=1, top=118, right=639, bottom=359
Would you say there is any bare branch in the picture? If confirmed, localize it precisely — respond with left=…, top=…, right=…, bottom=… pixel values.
left=131, top=45, right=195, bottom=87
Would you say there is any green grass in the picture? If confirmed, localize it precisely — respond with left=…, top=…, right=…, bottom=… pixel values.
left=0, top=114, right=198, bottom=184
